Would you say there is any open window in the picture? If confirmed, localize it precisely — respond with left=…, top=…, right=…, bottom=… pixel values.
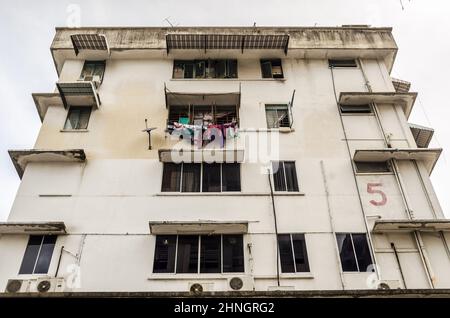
left=339, top=104, right=372, bottom=114
left=64, top=106, right=92, bottom=130
left=260, top=59, right=284, bottom=79
left=265, top=105, right=290, bottom=128
left=328, top=59, right=357, bottom=68
left=336, top=233, right=373, bottom=272
left=168, top=105, right=238, bottom=126
left=271, top=161, right=299, bottom=192
left=79, top=61, right=105, bottom=86
left=354, top=161, right=391, bottom=173
left=278, top=234, right=310, bottom=273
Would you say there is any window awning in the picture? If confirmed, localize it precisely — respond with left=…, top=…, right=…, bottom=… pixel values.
left=32, top=93, right=64, bottom=122
left=158, top=149, right=244, bottom=163
left=70, top=34, right=110, bottom=56
left=409, top=123, right=434, bottom=148
left=149, top=221, right=248, bottom=235
left=166, top=33, right=289, bottom=54
left=339, top=92, right=417, bottom=119
left=8, top=149, right=86, bottom=178
left=0, top=222, right=66, bottom=235
left=372, top=219, right=450, bottom=233
left=353, top=148, right=442, bottom=175
left=56, top=82, right=101, bottom=109
left=391, top=78, right=411, bottom=93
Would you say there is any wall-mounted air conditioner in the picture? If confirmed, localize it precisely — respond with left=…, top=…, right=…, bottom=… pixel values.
left=29, top=277, right=66, bottom=293
left=188, top=282, right=215, bottom=294
left=227, top=276, right=255, bottom=291
left=5, top=279, right=32, bottom=293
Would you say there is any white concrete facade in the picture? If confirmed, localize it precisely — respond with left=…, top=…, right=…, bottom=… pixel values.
left=1, top=27, right=449, bottom=294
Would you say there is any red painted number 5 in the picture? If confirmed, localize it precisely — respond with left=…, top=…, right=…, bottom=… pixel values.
left=367, top=183, right=387, bottom=206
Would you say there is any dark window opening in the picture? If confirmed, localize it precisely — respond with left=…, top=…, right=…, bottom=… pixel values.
left=64, top=106, right=92, bottom=130
left=173, top=60, right=238, bottom=79
left=80, top=60, right=105, bottom=83
left=339, top=104, right=372, bottom=114
left=354, top=161, right=391, bottom=173
left=162, top=163, right=240, bottom=193
left=272, top=161, right=299, bottom=192
left=328, top=59, right=357, bottom=68
left=153, top=235, right=244, bottom=274
left=168, top=105, right=238, bottom=126
left=265, top=105, right=290, bottom=128
left=260, top=59, right=284, bottom=79
left=336, top=233, right=373, bottom=272
left=19, top=235, right=56, bottom=275
left=278, top=234, right=310, bottom=273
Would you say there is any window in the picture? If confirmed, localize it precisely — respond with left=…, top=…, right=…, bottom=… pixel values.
left=336, top=233, right=373, bottom=272
left=153, top=234, right=244, bottom=274
left=339, top=104, right=372, bottom=114
left=272, top=161, right=299, bottom=192
left=265, top=105, right=290, bottom=128
left=173, top=60, right=237, bottom=79
left=162, top=163, right=241, bottom=192
left=64, top=106, right=92, bottom=130
left=328, top=59, right=357, bottom=68
left=260, top=59, right=283, bottom=79
left=278, top=234, right=310, bottom=273
left=19, top=235, right=56, bottom=275
left=80, top=60, right=105, bottom=83
left=168, top=105, right=238, bottom=126
left=354, top=161, right=391, bottom=173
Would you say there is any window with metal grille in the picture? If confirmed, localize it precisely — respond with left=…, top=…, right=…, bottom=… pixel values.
left=19, top=235, right=57, bottom=274
left=153, top=234, right=244, bottom=273
left=80, top=60, right=105, bottom=82
left=336, top=233, right=373, bottom=272
left=339, top=104, right=372, bottom=114
left=272, top=161, right=299, bottom=192
left=265, top=105, right=290, bottom=128
left=278, top=234, right=310, bottom=273
left=168, top=105, right=238, bottom=126
left=173, top=60, right=237, bottom=79
left=354, top=161, right=391, bottom=173
left=328, top=59, right=357, bottom=68
left=162, top=163, right=240, bottom=192
left=260, top=59, right=284, bottom=78
left=64, top=106, right=92, bottom=130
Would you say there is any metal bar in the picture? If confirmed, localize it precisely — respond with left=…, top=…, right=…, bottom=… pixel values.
left=267, top=168, right=281, bottom=287
left=390, top=242, right=407, bottom=288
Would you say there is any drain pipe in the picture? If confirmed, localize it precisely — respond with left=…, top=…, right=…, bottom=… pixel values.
left=390, top=242, right=407, bottom=289
left=267, top=169, right=281, bottom=287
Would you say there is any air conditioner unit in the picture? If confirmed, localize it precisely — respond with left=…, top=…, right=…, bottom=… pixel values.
left=227, top=276, right=255, bottom=291
left=5, top=279, right=33, bottom=293
left=30, top=277, right=65, bottom=293
left=377, top=279, right=402, bottom=290
left=188, top=282, right=215, bottom=295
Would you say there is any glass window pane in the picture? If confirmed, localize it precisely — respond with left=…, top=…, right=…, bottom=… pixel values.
left=64, top=108, right=80, bottom=130
left=215, top=60, right=226, bottom=78
left=34, top=235, right=56, bottom=274
left=292, top=234, right=310, bottom=272
left=161, top=163, right=181, bottom=192
left=153, top=235, right=177, bottom=273
left=272, top=161, right=286, bottom=191
left=202, top=163, right=221, bottom=192
left=278, top=234, right=295, bottom=273
left=182, top=163, right=201, bottom=192
left=222, top=164, right=241, bottom=192
left=176, top=236, right=199, bottom=273
left=336, top=234, right=358, bottom=272
left=284, top=161, right=299, bottom=192
left=195, top=61, right=206, bottom=78
left=223, top=235, right=244, bottom=272
left=352, top=234, right=373, bottom=272
left=200, top=235, right=221, bottom=273
left=184, top=63, right=194, bottom=78
left=78, top=108, right=91, bottom=129
left=266, top=109, right=278, bottom=128
left=261, top=60, right=272, bottom=78
left=227, top=60, right=238, bottom=78
left=19, top=235, right=43, bottom=275
left=278, top=108, right=290, bottom=128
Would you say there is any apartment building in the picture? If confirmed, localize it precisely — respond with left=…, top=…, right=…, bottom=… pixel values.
left=1, top=26, right=450, bottom=296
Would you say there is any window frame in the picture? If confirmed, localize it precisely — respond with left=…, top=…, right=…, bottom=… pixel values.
left=278, top=233, right=310, bottom=273
left=339, top=104, right=373, bottom=115
left=328, top=59, right=358, bottom=68
left=80, top=60, right=106, bottom=83
left=161, top=163, right=241, bottom=193
left=260, top=59, right=284, bottom=79
left=354, top=160, right=393, bottom=174
left=265, top=104, right=291, bottom=128
left=63, top=106, right=92, bottom=130
left=172, top=59, right=238, bottom=79
left=152, top=234, right=245, bottom=274
left=271, top=161, right=299, bottom=192
left=336, top=233, right=373, bottom=272
left=19, top=235, right=57, bottom=275
left=167, top=105, right=239, bottom=126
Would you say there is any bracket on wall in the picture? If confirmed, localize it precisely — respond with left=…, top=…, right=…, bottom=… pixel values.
left=142, top=119, right=157, bottom=150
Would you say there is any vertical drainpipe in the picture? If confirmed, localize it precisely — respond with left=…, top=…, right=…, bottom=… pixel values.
left=267, top=169, right=281, bottom=287
left=329, top=64, right=380, bottom=284
left=358, top=58, right=435, bottom=288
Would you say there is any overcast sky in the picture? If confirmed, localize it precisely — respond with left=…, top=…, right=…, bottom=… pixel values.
left=0, top=0, right=449, bottom=220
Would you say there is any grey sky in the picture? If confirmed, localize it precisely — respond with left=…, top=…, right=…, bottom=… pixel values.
left=1, top=0, right=449, bottom=220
